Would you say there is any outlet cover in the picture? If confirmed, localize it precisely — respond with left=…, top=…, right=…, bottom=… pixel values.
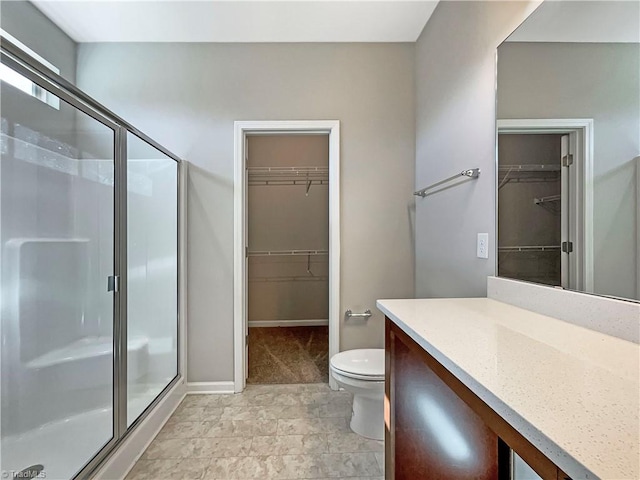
left=477, top=233, right=489, bottom=259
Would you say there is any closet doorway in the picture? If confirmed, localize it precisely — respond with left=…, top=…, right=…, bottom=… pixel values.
left=497, top=119, right=594, bottom=292
left=247, top=134, right=329, bottom=384
left=233, top=121, right=340, bottom=392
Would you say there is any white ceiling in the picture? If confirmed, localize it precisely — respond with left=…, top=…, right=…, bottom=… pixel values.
left=507, top=1, right=640, bottom=43
left=31, top=1, right=439, bottom=43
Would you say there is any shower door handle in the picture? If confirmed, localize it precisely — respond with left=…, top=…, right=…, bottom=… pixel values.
left=107, top=275, right=120, bottom=293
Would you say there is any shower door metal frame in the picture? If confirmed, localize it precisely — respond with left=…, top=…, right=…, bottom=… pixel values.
left=0, top=43, right=125, bottom=479
left=1, top=35, right=184, bottom=480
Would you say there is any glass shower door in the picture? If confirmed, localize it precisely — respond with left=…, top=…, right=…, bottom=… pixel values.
left=0, top=64, right=118, bottom=479
left=126, top=132, right=178, bottom=426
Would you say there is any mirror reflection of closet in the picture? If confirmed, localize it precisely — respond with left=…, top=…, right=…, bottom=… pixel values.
left=496, top=0, right=640, bottom=301
left=498, top=134, right=563, bottom=287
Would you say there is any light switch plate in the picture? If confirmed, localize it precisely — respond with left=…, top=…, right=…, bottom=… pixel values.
left=477, top=233, right=489, bottom=259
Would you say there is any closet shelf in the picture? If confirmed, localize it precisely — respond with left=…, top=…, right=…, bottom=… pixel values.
left=498, top=164, right=561, bottom=189
left=498, top=245, right=561, bottom=252
left=247, top=249, right=329, bottom=257
left=533, top=194, right=561, bottom=205
left=247, top=166, right=328, bottom=187
left=249, top=275, right=328, bottom=283
left=533, top=194, right=562, bottom=215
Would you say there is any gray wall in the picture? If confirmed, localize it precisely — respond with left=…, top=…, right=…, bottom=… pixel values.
left=498, top=42, right=640, bottom=301
left=76, top=43, right=416, bottom=383
left=414, top=1, right=540, bottom=298
left=0, top=0, right=77, bottom=145
left=0, top=0, right=76, bottom=83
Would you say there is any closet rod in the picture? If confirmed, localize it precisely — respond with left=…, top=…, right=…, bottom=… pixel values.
left=249, top=275, right=328, bottom=283
left=248, top=179, right=328, bottom=187
left=498, top=164, right=561, bottom=171
left=247, top=166, right=328, bottom=177
left=247, top=249, right=329, bottom=257
left=498, top=245, right=560, bottom=252
left=533, top=194, right=561, bottom=205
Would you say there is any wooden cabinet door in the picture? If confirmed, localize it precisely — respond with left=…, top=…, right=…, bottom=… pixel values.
left=387, top=320, right=499, bottom=479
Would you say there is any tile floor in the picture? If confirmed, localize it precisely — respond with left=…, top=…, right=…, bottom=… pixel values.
left=126, top=384, right=384, bottom=480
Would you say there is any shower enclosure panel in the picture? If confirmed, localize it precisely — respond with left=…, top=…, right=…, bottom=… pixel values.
left=126, top=132, right=178, bottom=426
left=0, top=67, right=120, bottom=479
left=1, top=38, right=181, bottom=480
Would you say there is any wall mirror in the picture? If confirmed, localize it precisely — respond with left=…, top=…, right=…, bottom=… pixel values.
left=496, top=0, right=640, bottom=302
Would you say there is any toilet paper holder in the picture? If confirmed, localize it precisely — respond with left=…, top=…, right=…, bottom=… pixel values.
left=345, top=309, right=372, bottom=319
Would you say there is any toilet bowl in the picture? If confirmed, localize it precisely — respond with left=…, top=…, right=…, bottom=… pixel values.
left=330, top=348, right=385, bottom=441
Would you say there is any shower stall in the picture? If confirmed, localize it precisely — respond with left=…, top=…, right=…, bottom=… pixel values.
left=0, top=36, right=182, bottom=479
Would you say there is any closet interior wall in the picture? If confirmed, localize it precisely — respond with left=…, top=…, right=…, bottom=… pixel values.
left=247, top=135, right=329, bottom=326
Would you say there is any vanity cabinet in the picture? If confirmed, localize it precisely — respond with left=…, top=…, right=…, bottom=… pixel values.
left=385, top=318, right=571, bottom=480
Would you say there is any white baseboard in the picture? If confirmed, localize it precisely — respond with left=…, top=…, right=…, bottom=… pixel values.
left=186, top=381, right=235, bottom=394
left=93, top=378, right=187, bottom=479
left=248, top=319, right=329, bottom=328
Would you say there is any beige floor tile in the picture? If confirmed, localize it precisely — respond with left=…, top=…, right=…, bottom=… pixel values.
left=264, top=454, right=328, bottom=478
left=210, top=394, right=253, bottom=407
left=189, top=437, right=253, bottom=458
left=131, top=385, right=385, bottom=479
left=296, top=383, right=332, bottom=393
left=180, top=395, right=217, bottom=408
left=276, top=417, right=349, bottom=435
left=300, top=391, right=352, bottom=405
left=172, top=458, right=211, bottom=479
left=374, top=451, right=384, bottom=472
left=126, top=458, right=210, bottom=480
left=249, top=434, right=328, bottom=456
left=248, top=392, right=306, bottom=407
left=126, top=459, right=178, bottom=480
left=221, top=404, right=316, bottom=421
left=204, top=418, right=278, bottom=437
left=245, top=384, right=327, bottom=395
left=170, top=406, right=224, bottom=422
left=204, top=456, right=270, bottom=479
left=327, top=432, right=384, bottom=453
left=143, top=437, right=194, bottom=460
left=157, top=421, right=211, bottom=440
left=314, top=402, right=352, bottom=418
left=320, top=452, right=382, bottom=477
left=272, top=404, right=319, bottom=419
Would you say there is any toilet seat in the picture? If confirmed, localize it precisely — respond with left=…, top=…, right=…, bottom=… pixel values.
left=330, top=348, right=385, bottom=381
left=331, top=366, right=384, bottom=382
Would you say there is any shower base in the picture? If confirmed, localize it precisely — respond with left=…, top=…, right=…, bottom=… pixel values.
left=0, top=386, right=166, bottom=480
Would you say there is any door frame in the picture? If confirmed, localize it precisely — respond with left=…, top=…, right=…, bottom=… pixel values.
left=233, top=120, right=341, bottom=392
left=497, top=118, right=594, bottom=293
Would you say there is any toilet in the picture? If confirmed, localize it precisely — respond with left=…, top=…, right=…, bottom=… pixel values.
left=330, top=348, right=385, bottom=441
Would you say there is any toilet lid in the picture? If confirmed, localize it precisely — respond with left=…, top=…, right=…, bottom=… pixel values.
left=330, top=349, right=385, bottom=378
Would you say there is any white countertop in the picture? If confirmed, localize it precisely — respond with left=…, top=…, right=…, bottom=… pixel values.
left=377, top=298, right=640, bottom=480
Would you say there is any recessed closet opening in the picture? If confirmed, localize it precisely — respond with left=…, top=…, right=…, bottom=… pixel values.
left=497, top=121, right=593, bottom=292
left=246, top=134, right=329, bottom=384
left=498, top=133, right=564, bottom=286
